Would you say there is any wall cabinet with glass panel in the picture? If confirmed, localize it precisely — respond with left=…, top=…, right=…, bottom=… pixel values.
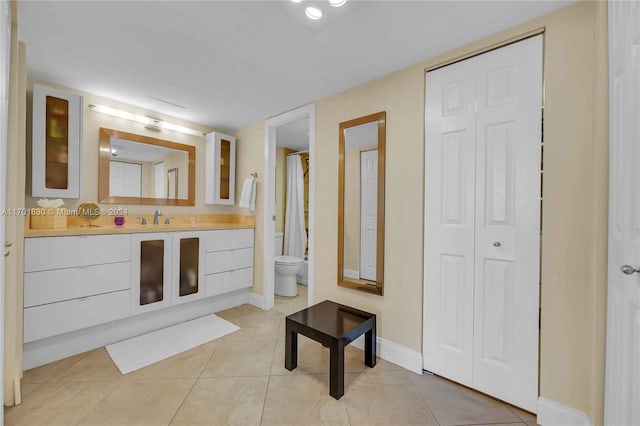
left=205, top=132, right=236, bottom=205
left=32, top=84, right=82, bottom=198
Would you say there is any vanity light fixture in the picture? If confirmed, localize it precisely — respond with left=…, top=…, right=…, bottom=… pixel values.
left=329, top=0, right=347, bottom=7
left=87, top=104, right=204, bottom=137
left=305, top=6, right=323, bottom=20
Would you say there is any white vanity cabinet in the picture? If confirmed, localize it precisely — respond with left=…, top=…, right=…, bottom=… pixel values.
left=205, top=229, right=254, bottom=296
left=23, top=235, right=131, bottom=342
left=23, top=227, right=254, bottom=359
left=171, top=231, right=206, bottom=305
left=205, top=132, right=236, bottom=205
left=32, top=83, right=82, bottom=198
left=131, top=232, right=173, bottom=314
left=130, top=232, right=207, bottom=313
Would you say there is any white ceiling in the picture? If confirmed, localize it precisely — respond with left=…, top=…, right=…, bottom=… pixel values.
left=111, top=137, right=184, bottom=163
left=276, top=116, right=309, bottom=151
left=18, top=1, right=572, bottom=132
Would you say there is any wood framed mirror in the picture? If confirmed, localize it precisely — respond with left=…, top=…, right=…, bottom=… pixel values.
left=98, top=128, right=195, bottom=206
left=338, top=111, right=385, bottom=295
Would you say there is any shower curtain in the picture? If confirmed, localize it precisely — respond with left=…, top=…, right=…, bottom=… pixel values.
left=284, top=155, right=307, bottom=259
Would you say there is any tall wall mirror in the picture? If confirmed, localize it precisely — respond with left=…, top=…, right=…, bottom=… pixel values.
left=99, top=128, right=195, bottom=205
left=338, top=111, right=385, bottom=295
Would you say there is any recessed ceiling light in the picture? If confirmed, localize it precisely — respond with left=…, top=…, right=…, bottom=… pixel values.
left=329, top=0, right=347, bottom=7
left=291, top=0, right=302, bottom=3
left=305, top=6, right=323, bottom=20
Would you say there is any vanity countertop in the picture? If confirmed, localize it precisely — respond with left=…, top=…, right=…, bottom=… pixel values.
left=25, top=214, right=256, bottom=238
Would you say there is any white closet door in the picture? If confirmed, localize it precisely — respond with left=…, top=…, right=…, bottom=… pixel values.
left=472, top=35, right=542, bottom=412
left=424, top=35, right=542, bottom=411
left=360, top=149, right=377, bottom=281
left=605, top=1, right=640, bottom=424
left=423, top=57, right=477, bottom=386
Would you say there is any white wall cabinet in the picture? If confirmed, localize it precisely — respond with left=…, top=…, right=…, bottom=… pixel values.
left=32, top=83, right=82, bottom=198
left=205, top=132, right=236, bottom=205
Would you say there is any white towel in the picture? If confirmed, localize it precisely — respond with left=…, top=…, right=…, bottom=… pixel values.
left=239, top=177, right=256, bottom=211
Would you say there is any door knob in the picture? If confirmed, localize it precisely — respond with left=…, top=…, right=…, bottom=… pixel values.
left=493, top=242, right=501, bottom=247
left=620, top=265, right=640, bottom=275
left=4, top=249, right=9, bottom=257
left=5, top=241, right=11, bottom=248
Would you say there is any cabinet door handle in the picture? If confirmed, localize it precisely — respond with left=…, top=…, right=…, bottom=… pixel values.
left=4, top=249, right=9, bottom=257
left=5, top=241, right=12, bottom=248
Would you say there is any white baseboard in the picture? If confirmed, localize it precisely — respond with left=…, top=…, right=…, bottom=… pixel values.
left=537, top=397, right=591, bottom=426
left=24, top=289, right=250, bottom=370
left=350, top=335, right=423, bottom=375
left=248, top=291, right=265, bottom=310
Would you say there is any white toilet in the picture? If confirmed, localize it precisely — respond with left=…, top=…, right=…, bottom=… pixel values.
left=274, top=232, right=304, bottom=297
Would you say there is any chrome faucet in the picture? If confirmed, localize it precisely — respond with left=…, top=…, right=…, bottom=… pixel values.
left=164, top=217, right=174, bottom=225
left=153, top=210, right=163, bottom=225
left=136, top=216, right=147, bottom=225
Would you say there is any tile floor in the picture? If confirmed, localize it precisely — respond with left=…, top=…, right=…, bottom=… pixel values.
left=6, top=293, right=538, bottom=426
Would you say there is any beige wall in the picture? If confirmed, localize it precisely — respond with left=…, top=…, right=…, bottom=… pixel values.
left=26, top=79, right=244, bottom=218
left=233, top=121, right=265, bottom=294
left=235, top=1, right=608, bottom=423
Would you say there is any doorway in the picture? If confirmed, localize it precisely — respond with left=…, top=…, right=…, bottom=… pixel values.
left=263, top=104, right=316, bottom=311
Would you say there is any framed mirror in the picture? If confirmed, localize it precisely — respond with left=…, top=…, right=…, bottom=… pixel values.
left=338, top=111, right=385, bottom=295
left=99, top=128, right=195, bottom=205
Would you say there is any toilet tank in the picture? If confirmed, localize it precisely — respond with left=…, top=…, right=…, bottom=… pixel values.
left=274, top=232, right=284, bottom=256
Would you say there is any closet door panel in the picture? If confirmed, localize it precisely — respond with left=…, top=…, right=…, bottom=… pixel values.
left=423, top=58, right=477, bottom=386
left=473, top=35, right=542, bottom=412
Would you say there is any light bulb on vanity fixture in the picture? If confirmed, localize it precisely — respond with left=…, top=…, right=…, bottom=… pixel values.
left=305, top=6, right=323, bottom=20
left=87, top=104, right=204, bottom=137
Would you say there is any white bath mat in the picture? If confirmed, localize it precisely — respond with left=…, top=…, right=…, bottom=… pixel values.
left=106, top=314, right=240, bottom=374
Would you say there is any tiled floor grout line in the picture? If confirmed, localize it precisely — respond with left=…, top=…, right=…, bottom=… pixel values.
left=196, top=340, right=223, bottom=380
left=258, top=335, right=280, bottom=426
left=73, top=380, right=123, bottom=426
left=505, top=404, right=535, bottom=423
left=166, top=378, right=198, bottom=426
left=35, top=350, right=93, bottom=385
left=405, top=373, right=441, bottom=426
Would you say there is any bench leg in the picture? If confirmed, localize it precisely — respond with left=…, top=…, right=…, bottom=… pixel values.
left=329, top=340, right=345, bottom=400
left=285, top=327, right=298, bottom=371
left=365, top=322, right=376, bottom=368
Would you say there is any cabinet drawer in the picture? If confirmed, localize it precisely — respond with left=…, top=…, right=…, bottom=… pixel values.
left=205, top=229, right=254, bottom=252
left=24, top=290, right=131, bottom=343
left=205, top=267, right=253, bottom=297
left=24, top=262, right=131, bottom=308
left=25, top=235, right=131, bottom=272
left=205, top=248, right=253, bottom=274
